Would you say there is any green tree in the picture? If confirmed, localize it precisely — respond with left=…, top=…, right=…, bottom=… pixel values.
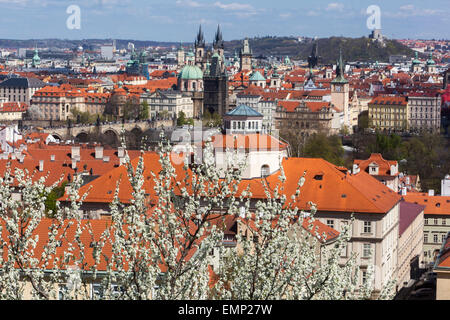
left=44, top=181, right=68, bottom=217
left=302, top=133, right=345, bottom=166
left=140, top=101, right=149, bottom=120
left=177, top=110, right=186, bottom=127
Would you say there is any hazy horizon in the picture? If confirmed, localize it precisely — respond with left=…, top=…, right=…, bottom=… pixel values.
left=0, top=0, right=448, bottom=42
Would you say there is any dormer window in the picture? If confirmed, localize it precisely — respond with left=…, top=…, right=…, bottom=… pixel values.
left=261, top=165, right=270, bottom=178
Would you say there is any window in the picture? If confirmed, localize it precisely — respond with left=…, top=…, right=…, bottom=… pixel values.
left=434, top=234, right=438, bottom=243
left=326, top=220, right=335, bottom=229
left=363, top=244, right=371, bottom=258
left=261, top=165, right=270, bottom=178
left=442, top=234, right=446, bottom=243
left=340, top=243, right=348, bottom=258
left=364, top=221, right=372, bottom=234
left=58, top=284, right=68, bottom=300
left=425, top=218, right=428, bottom=225
left=424, top=234, right=428, bottom=243
left=91, top=284, right=104, bottom=299
left=362, top=271, right=367, bottom=284
left=443, top=218, right=446, bottom=226
left=434, top=218, right=438, bottom=225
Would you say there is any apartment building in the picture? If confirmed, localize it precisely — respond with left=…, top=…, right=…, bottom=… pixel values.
left=404, top=193, right=450, bottom=265
left=0, top=76, right=46, bottom=104
left=0, top=102, right=28, bottom=121
left=434, top=232, right=450, bottom=300
left=407, top=92, right=441, bottom=133
left=368, top=96, right=408, bottom=132
left=141, top=89, right=193, bottom=119
left=396, top=201, right=425, bottom=288
left=31, top=84, right=109, bottom=120
left=275, top=100, right=341, bottom=136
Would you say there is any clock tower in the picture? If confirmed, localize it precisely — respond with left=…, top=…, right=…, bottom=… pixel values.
left=331, top=49, right=350, bottom=129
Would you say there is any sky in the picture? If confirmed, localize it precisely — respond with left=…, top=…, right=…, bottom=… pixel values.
left=0, top=0, right=448, bottom=41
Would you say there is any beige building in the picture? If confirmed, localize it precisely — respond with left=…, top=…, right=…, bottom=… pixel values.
left=31, top=84, right=109, bottom=120
left=0, top=101, right=28, bottom=121
left=275, top=100, right=341, bottom=137
left=407, top=92, right=441, bottom=134
left=0, top=76, right=46, bottom=104
left=369, top=95, right=408, bottom=132
left=396, top=201, right=425, bottom=288
left=434, top=232, right=450, bottom=300
left=404, top=193, right=450, bottom=266
left=141, top=89, right=194, bottom=119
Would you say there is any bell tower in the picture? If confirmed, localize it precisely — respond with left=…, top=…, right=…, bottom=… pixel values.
left=331, top=49, right=350, bottom=127
left=194, top=25, right=206, bottom=70
left=239, top=38, right=252, bottom=72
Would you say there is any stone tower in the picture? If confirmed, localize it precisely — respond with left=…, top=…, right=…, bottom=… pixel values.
left=239, top=38, right=252, bottom=72
left=212, top=25, right=225, bottom=59
left=331, top=49, right=350, bottom=128
left=194, top=25, right=206, bottom=70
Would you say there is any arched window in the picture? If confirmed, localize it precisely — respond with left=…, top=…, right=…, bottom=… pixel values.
left=192, top=82, right=197, bottom=91
left=261, top=165, right=270, bottom=178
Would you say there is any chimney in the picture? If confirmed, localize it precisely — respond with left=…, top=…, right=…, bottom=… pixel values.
left=71, top=160, right=77, bottom=170
left=18, top=154, right=24, bottom=163
left=428, top=189, right=435, bottom=196
left=39, top=160, right=44, bottom=172
left=406, top=176, right=410, bottom=185
left=118, top=147, right=125, bottom=159
left=352, top=164, right=360, bottom=175
left=401, top=187, right=407, bottom=196
left=103, top=156, right=110, bottom=163
left=50, top=155, right=55, bottom=162
left=95, top=146, right=104, bottom=159
left=71, top=146, right=80, bottom=160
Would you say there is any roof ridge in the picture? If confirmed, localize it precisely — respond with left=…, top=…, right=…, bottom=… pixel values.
left=322, top=160, right=396, bottom=213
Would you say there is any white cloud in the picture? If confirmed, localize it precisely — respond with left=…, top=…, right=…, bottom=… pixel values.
left=279, top=13, right=292, bottom=19
left=399, top=4, right=415, bottom=11
left=176, top=0, right=202, bottom=8
left=384, top=5, right=446, bottom=18
left=326, top=2, right=344, bottom=12
left=213, top=1, right=254, bottom=11
left=306, top=10, right=320, bottom=16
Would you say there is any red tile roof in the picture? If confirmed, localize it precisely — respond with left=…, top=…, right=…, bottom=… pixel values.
left=369, top=96, right=407, bottom=106
left=354, top=154, right=398, bottom=176
left=0, top=102, right=28, bottom=113
left=403, top=194, right=450, bottom=215
left=434, top=233, right=450, bottom=269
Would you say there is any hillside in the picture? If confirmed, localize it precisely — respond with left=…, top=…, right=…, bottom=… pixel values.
left=224, top=36, right=416, bottom=63
left=0, top=36, right=416, bottom=63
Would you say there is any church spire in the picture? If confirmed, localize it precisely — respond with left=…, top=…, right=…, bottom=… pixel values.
left=195, top=25, right=205, bottom=48
left=332, top=48, right=348, bottom=84
left=307, top=40, right=320, bottom=69
left=213, top=24, right=224, bottom=49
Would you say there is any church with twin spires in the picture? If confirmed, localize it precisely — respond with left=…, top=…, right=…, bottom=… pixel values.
left=177, top=25, right=230, bottom=118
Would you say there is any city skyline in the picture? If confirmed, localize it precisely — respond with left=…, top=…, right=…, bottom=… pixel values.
left=0, top=0, right=448, bottom=41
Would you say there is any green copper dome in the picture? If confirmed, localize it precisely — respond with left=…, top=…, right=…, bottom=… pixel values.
left=427, top=53, right=435, bottom=65
left=412, top=52, right=421, bottom=65
left=249, top=71, right=265, bottom=81
left=32, top=48, right=40, bottom=67
left=179, top=65, right=203, bottom=80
